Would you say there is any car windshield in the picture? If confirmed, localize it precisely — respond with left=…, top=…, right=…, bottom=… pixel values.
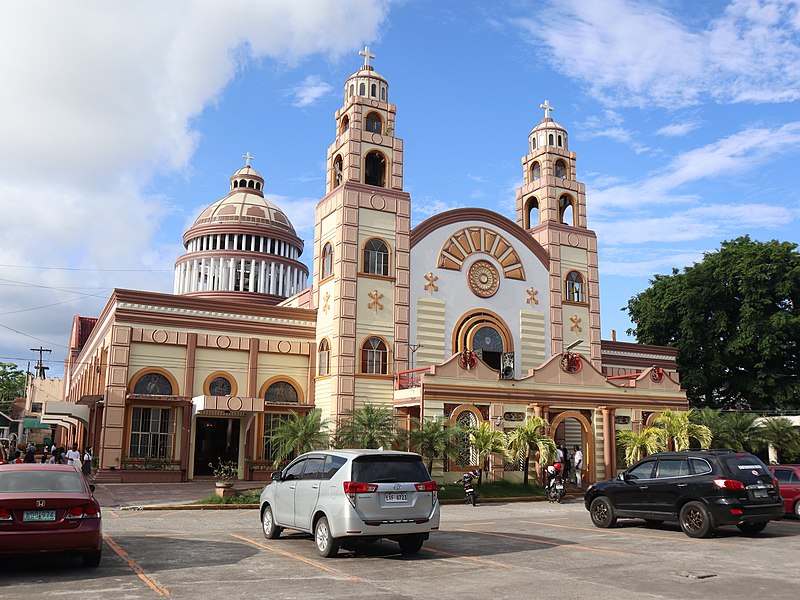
left=719, top=454, right=771, bottom=485
left=0, top=470, right=85, bottom=493
left=352, top=455, right=430, bottom=483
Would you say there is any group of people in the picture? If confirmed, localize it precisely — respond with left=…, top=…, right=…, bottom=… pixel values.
left=552, top=443, right=584, bottom=488
left=1, top=441, right=93, bottom=477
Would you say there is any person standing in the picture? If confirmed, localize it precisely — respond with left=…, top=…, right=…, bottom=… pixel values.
left=23, top=445, right=36, bottom=463
left=65, top=443, right=81, bottom=467
left=560, top=445, right=570, bottom=483
left=573, top=445, right=584, bottom=488
left=82, top=447, right=93, bottom=478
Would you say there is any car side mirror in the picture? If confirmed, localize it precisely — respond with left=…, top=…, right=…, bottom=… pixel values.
left=618, top=472, right=628, bottom=482
left=271, top=471, right=282, bottom=482
left=89, top=484, right=96, bottom=492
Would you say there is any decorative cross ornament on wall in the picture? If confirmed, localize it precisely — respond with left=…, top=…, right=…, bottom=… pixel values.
left=526, top=287, right=539, bottom=305
left=423, top=272, right=439, bottom=294
left=322, top=292, right=330, bottom=314
left=367, top=289, right=384, bottom=314
left=570, top=314, right=582, bottom=333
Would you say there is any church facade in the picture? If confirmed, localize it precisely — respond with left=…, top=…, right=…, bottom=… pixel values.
left=58, top=51, right=686, bottom=484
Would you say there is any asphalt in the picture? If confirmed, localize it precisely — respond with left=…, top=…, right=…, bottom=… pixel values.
left=92, top=480, right=264, bottom=508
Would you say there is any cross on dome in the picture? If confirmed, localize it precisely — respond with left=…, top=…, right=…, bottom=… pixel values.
left=242, top=151, right=255, bottom=167
left=359, top=45, right=375, bottom=68
left=540, top=99, right=554, bottom=120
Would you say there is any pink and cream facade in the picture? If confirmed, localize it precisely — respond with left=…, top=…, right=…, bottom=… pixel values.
left=62, top=52, right=687, bottom=484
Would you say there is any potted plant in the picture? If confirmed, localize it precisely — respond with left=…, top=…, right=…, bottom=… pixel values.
left=209, top=458, right=240, bottom=488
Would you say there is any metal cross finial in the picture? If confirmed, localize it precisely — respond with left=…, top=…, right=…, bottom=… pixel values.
left=540, top=99, right=554, bottom=120
left=359, top=45, right=375, bottom=67
left=242, top=151, right=255, bottom=167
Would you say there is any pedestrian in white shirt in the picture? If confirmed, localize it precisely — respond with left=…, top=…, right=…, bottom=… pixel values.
left=573, top=445, right=584, bottom=488
left=65, top=443, right=81, bottom=466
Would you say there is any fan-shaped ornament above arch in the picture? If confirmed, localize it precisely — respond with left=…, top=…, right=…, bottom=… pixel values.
left=437, top=227, right=525, bottom=280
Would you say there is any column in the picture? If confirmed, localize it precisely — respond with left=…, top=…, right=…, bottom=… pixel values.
left=269, top=262, right=276, bottom=295
left=278, top=263, right=285, bottom=296
left=259, top=261, right=267, bottom=293
left=199, top=258, right=207, bottom=291
left=228, top=259, right=235, bottom=291
left=238, top=259, right=245, bottom=291
left=602, top=407, right=615, bottom=480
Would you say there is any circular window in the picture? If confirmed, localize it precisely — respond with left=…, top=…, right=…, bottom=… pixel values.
left=467, top=260, right=500, bottom=298
left=209, top=376, right=232, bottom=396
left=472, top=326, right=503, bottom=353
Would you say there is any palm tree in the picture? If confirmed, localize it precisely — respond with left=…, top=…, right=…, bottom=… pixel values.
left=507, top=416, right=556, bottom=486
left=650, top=409, right=712, bottom=451
left=758, top=417, right=800, bottom=463
left=335, top=404, right=398, bottom=449
left=269, top=409, right=330, bottom=468
left=469, top=422, right=511, bottom=485
left=407, top=417, right=463, bottom=473
left=616, top=428, right=660, bottom=467
left=722, top=412, right=762, bottom=453
left=690, top=407, right=729, bottom=447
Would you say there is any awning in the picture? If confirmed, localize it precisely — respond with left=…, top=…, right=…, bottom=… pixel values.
left=192, top=395, right=265, bottom=418
left=77, top=395, right=103, bottom=407
left=23, top=417, right=50, bottom=430
left=43, top=401, right=89, bottom=426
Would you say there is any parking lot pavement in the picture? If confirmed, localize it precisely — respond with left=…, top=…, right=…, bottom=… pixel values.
left=2, top=500, right=799, bottom=600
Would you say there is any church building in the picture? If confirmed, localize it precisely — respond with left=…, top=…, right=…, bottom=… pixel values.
left=56, top=49, right=687, bottom=484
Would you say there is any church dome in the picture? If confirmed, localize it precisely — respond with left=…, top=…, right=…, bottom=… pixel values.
left=343, top=46, right=389, bottom=104
left=174, top=158, right=309, bottom=303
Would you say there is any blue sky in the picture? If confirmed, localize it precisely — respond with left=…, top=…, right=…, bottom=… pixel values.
left=1, top=0, right=799, bottom=378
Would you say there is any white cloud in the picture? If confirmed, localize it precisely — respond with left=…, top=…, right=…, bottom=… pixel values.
left=287, top=75, right=334, bottom=107
left=600, top=251, right=704, bottom=278
left=0, top=0, right=394, bottom=355
left=656, top=122, right=701, bottom=137
left=412, top=197, right=464, bottom=222
left=517, top=0, right=800, bottom=107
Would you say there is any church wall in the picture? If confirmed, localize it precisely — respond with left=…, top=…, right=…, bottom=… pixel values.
left=256, top=353, right=309, bottom=400
left=354, top=378, right=393, bottom=410
left=128, top=343, right=185, bottom=393
left=193, top=348, right=248, bottom=396
left=415, top=297, right=446, bottom=367
left=519, top=310, right=547, bottom=372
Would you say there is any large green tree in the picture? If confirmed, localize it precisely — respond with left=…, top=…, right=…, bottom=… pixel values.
left=0, top=362, right=26, bottom=414
left=627, top=236, right=800, bottom=411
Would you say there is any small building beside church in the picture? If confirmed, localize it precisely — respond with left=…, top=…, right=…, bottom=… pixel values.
left=57, top=50, right=687, bottom=484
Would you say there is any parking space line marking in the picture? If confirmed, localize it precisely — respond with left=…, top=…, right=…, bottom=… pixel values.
left=456, top=528, right=633, bottom=556
left=103, top=535, right=171, bottom=597
left=424, top=546, right=512, bottom=568
left=145, top=533, right=192, bottom=538
left=468, top=522, right=496, bottom=525
left=521, top=521, right=729, bottom=545
left=229, top=534, right=364, bottom=582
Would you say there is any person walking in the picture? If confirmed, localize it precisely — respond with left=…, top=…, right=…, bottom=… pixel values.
left=65, top=443, right=81, bottom=466
left=573, top=445, right=584, bottom=488
left=82, top=447, right=93, bottom=478
left=23, top=445, right=36, bottom=463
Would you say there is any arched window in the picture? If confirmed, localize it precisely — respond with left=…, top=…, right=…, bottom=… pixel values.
left=471, top=325, right=504, bottom=371
left=555, top=160, right=567, bottom=179
left=265, top=381, right=299, bottom=404
left=208, top=376, right=232, bottom=396
left=530, top=161, right=540, bottom=181
left=558, top=134, right=562, bottom=147
left=248, top=180, right=255, bottom=188
left=321, top=242, right=333, bottom=279
left=455, top=410, right=479, bottom=466
left=364, top=151, right=386, bottom=187
left=371, top=83, right=377, bottom=97
left=133, top=372, right=173, bottom=396
left=361, top=337, right=388, bottom=375
left=454, top=311, right=512, bottom=372
left=359, top=82, right=365, bottom=95
left=349, top=84, right=354, bottom=97
left=256, top=182, right=261, bottom=190
left=559, top=194, right=574, bottom=226
left=526, top=197, right=539, bottom=229
left=340, top=115, right=349, bottom=134
left=232, top=180, right=238, bottom=188
left=549, top=133, right=554, bottom=145
left=380, top=87, right=386, bottom=101
left=565, top=271, right=585, bottom=303
left=239, top=179, right=246, bottom=187
left=363, top=238, right=389, bottom=275
left=318, top=339, right=330, bottom=376
left=333, top=155, right=343, bottom=188
left=365, top=112, right=382, bottom=134
left=532, top=138, right=537, bottom=150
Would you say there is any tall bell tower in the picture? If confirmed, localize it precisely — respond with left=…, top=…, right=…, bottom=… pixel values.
left=515, top=100, right=601, bottom=367
left=312, top=47, right=411, bottom=423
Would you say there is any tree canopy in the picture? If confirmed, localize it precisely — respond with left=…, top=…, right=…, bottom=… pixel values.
left=626, top=236, right=800, bottom=411
left=0, top=362, right=26, bottom=414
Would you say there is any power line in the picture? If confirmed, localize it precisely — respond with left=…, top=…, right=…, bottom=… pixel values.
left=0, top=264, right=172, bottom=272
left=0, top=290, right=110, bottom=316
left=0, top=321, right=69, bottom=349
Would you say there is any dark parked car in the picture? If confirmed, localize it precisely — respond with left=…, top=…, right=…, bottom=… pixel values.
left=767, top=464, right=800, bottom=518
left=584, top=450, right=783, bottom=538
left=0, top=464, right=102, bottom=566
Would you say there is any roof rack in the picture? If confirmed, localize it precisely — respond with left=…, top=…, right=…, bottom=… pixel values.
left=685, top=448, right=735, bottom=453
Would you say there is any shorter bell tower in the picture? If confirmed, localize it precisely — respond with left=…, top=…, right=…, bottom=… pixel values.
left=515, top=100, right=601, bottom=367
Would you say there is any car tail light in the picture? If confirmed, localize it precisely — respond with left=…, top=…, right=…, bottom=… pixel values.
left=773, top=478, right=780, bottom=493
left=730, top=509, right=743, bottom=515
left=713, top=478, right=746, bottom=490
left=67, top=504, right=101, bottom=519
left=414, top=480, right=437, bottom=492
left=343, top=481, right=378, bottom=507
left=0, top=508, right=11, bottom=521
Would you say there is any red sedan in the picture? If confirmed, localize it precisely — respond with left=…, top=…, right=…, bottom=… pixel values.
left=768, top=465, right=800, bottom=518
left=0, top=464, right=102, bottom=566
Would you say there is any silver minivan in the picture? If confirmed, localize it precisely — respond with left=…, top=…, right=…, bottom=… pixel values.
left=259, top=449, right=440, bottom=557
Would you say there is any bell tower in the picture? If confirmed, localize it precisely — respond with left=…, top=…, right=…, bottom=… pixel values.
left=515, top=100, right=601, bottom=367
left=313, top=47, right=411, bottom=423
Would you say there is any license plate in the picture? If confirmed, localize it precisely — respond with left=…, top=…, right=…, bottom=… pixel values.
left=23, top=510, right=56, bottom=522
left=384, top=492, right=408, bottom=503
left=555, top=484, right=564, bottom=490
left=753, top=489, right=767, bottom=498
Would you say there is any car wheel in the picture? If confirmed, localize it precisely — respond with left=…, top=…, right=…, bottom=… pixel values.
left=643, top=519, right=664, bottom=527
left=679, top=501, right=713, bottom=538
left=398, top=535, right=425, bottom=555
left=262, top=505, right=282, bottom=539
left=82, top=550, right=101, bottom=567
left=736, top=521, right=768, bottom=536
left=314, top=516, right=339, bottom=558
left=589, top=496, right=617, bottom=528
left=795, top=500, right=800, bottom=519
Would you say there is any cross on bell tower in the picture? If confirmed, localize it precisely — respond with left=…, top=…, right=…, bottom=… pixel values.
left=359, top=45, right=375, bottom=68
left=539, top=99, right=554, bottom=120
left=242, top=151, right=254, bottom=167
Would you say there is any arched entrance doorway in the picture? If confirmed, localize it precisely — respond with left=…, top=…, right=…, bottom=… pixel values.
left=453, top=310, right=513, bottom=371
left=550, top=411, right=594, bottom=485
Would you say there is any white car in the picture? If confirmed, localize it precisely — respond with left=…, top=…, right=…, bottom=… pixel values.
left=259, top=449, right=440, bottom=557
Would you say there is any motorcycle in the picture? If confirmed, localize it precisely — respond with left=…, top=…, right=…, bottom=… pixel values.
left=459, top=470, right=480, bottom=506
left=546, top=464, right=566, bottom=504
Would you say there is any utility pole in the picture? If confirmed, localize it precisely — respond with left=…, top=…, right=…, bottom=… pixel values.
left=30, top=346, right=51, bottom=379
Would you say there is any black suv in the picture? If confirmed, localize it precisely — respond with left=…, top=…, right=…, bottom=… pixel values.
left=584, top=450, right=783, bottom=538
